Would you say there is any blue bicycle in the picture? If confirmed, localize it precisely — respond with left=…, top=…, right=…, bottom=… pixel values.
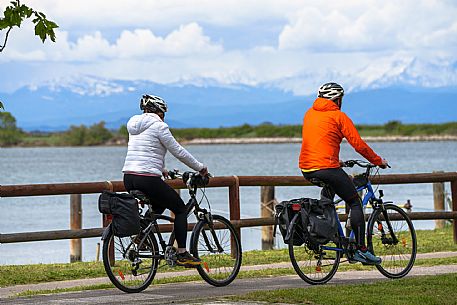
left=288, top=160, right=417, bottom=284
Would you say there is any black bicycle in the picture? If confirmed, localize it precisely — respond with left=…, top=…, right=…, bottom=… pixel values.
left=101, top=170, right=242, bottom=293
left=288, top=160, right=417, bottom=284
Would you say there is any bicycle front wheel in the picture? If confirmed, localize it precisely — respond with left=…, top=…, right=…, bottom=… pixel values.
left=191, top=214, right=242, bottom=286
left=288, top=218, right=341, bottom=285
left=367, top=204, right=417, bottom=279
left=102, top=226, right=159, bottom=293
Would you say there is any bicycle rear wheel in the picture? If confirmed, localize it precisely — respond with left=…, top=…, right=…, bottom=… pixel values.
left=367, top=204, right=417, bottom=279
left=288, top=218, right=341, bottom=285
left=102, top=226, right=159, bottom=293
left=191, top=214, right=242, bottom=286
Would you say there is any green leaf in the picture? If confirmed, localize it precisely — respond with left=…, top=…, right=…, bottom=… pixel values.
left=0, top=19, right=7, bottom=30
left=4, top=7, right=12, bottom=20
left=46, top=20, right=58, bottom=29
left=34, top=20, right=46, bottom=42
left=49, top=31, right=56, bottom=42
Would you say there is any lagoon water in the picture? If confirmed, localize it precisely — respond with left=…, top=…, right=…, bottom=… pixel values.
left=1, top=141, right=457, bottom=265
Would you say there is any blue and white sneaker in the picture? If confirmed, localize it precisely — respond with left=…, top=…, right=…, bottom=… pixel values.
left=352, top=249, right=382, bottom=265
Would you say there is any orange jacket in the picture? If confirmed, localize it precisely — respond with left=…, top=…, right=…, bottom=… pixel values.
left=299, top=97, right=383, bottom=170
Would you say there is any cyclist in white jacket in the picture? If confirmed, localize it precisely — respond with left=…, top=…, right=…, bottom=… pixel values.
left=122, top=94, right=207, bottom=266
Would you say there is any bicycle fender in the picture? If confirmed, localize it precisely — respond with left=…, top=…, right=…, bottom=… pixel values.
left=101, top=224, right=112, bottom=240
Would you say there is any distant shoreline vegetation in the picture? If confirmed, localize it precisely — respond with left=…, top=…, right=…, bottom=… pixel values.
left=1, top=112, right=457, bottom=147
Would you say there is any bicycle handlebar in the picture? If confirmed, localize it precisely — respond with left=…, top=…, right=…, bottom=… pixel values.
left=168, top=169, right=211, bottom=188
left=342, top=160, right=391, bottom=169
left=342, top=160, right=373, bottom=168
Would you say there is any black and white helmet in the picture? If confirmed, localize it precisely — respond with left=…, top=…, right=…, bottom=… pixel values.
left=140, top=94, right=168, bottom=113
left=317, top=82, right=344, bottom=100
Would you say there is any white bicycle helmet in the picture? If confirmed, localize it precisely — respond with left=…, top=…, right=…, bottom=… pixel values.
left=317, top=82, right=344, bottom=100
left=140, top=94, right=168, bottom=113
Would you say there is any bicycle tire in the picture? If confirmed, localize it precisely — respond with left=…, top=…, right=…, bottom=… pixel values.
left=288, top=217, right=341, bottom=285
left=367, top=204, right=417, bottom=279
left=102, top=226, right=159, bottom=293
left=190, top=214, right=242, bottom=287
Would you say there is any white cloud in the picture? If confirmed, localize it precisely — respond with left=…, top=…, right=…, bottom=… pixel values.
left=1, top=0, right=457, bottom=95
left=0, top=22, right=222, bottom=62
left=115, top=23, right=222, bottom=58
left=278, top=0, right=457, bottom=52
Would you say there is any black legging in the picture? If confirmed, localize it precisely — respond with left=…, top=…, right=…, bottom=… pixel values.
left=123, top=174, right=188, bottom=248
left=302, top=168, right=366, bottom=247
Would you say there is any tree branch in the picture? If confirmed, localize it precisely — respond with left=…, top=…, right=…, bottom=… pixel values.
left=0, top=27, right=13, bottom=53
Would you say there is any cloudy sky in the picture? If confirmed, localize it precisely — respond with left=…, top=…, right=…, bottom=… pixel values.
left=1, top=0, right=457, bottom=95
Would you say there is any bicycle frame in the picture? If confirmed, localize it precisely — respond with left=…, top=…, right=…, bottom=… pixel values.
left=134, top=195, right=198, bottom=260
left=321, top=180, right=377, bottom=254
left=135, top=183, right=223, bottom=262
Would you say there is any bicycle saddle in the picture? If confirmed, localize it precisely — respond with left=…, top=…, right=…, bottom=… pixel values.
left=129, top=190, right=151, bottom=204
left=307, top=178, right=328, bottom=188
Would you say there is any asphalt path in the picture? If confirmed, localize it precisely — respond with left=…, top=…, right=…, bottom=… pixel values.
left=1, top=264, right=456, bottom=305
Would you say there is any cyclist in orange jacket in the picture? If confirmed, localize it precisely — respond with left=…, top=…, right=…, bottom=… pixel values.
left=299, top=82, right=388, bottom=265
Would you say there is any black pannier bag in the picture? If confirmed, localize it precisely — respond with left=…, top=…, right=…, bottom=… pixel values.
left=274, top=199, right=307, bottom=246
left=302, top=197, right=338, bottom=245
left=275, top=197, right=338, bottom=246
left=98, top=191, right=141, bottom=237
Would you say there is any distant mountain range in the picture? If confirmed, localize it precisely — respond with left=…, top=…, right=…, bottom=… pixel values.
left=1, top=77, right=456, bottom=131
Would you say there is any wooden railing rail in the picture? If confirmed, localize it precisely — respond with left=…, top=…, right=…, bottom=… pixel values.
left=1, top=172, right=456, bottom=255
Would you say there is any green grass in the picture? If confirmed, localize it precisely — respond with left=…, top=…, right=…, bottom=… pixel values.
left=415, top=225, right=457, bottom=253
left=1, top=226, right=455, bottom=288
left=229, top=273, right=457, bottom=305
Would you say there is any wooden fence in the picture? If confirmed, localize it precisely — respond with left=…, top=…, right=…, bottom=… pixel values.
left=1, top=172, right=456, bottom=261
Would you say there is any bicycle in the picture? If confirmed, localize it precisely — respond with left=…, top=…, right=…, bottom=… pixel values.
left=288, top=160, right=417, bottom=284
left=101, top=170, right=242, bottom=293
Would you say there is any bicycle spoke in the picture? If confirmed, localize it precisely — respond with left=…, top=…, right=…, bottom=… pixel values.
left=289, top=230, right=341, bottom=285
left=192, top=215, right=242, bottom=286
left=368, top=205, right=416, bottom=278
left=103, top=231, right=159, bottom=293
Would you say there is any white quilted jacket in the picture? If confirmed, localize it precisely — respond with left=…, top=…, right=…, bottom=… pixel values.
left=122, top=113, right=204, bottom=175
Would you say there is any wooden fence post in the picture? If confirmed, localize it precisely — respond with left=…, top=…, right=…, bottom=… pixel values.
left=261, top=186, right=275, bottom=250
left=433, top=174, right=445, bottom=229
left=451, top=180, right=457, bottom=244
left=70, top=194, right=82, bottom=263
left=229, top=176, right=240, bottom=257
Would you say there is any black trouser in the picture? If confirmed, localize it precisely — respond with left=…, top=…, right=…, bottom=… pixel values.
left=123, top=174, right=188, bottom=248
left=302, top=168, right=366, bottom=247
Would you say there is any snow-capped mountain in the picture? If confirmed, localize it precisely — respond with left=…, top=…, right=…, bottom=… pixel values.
left=1, top=76, right=456, bottom=131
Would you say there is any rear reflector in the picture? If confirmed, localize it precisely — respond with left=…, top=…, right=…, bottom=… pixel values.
left=291, top=203, right=301, bottom=211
